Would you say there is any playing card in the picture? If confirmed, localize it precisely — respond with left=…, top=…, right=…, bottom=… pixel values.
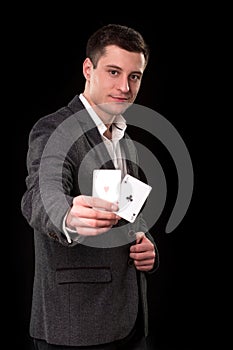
left=92, top=169, right=121, bottom=203
left=116, top=174, right=152, bottom=223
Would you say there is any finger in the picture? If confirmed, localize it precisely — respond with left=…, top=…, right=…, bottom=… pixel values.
left=133, top=259, right=155, bottom=267
left=71, top=205, right=119, bottom=221
left=74, top=195, right=118, bottom=212
left=74, top=226, right=113, bottom=236
left=130, top=243, right=155, bottom=253
left=135, top=264, right=154, bottom=272
left=135, top=231, right=145, bottom=243
left=129, top=251, right=155, bottom=260
left=70, top=216, right=118, bottom=228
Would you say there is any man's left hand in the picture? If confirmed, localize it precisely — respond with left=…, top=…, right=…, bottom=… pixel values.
left=129, top=232, right=156, bottom=272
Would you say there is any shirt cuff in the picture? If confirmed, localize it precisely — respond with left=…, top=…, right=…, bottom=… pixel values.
left=62, top=212, right=84, bottom=244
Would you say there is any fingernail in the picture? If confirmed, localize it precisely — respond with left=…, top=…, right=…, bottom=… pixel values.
left=111, top=204, right=118, bottom=211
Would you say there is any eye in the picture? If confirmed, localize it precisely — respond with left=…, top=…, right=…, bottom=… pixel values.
left=109, top=70, right=119, bottom=76
left=130, top=74, right=141, bottom=81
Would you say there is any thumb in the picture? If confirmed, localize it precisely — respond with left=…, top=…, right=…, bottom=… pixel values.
left=135, top=231, right=145, bottom=244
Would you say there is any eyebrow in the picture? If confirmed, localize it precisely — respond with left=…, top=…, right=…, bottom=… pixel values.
left=105, top=64, right=143, bottom=75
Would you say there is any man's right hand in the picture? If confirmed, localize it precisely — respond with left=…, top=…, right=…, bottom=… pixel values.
left=66, top=195, right=120, bottom=236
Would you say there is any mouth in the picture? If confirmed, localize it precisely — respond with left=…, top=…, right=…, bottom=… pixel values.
left=110, top=96, right=130, bottom=103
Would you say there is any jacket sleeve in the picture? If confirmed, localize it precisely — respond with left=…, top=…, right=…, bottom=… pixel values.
left=21, top=112, right=79, bottom=246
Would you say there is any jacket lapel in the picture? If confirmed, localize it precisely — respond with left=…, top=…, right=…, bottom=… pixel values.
left=120, top=134, right=139, bottom=177
left=67, top=95, right=115, bottom=169
left=67, top=95, right=137, bottom=174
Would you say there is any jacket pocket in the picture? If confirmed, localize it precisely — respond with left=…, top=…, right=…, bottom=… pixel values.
left=56, top=267, right=112, bottom=284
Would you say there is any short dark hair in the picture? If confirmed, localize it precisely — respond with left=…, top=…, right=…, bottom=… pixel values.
left=86, top=24, right=150, bottom=68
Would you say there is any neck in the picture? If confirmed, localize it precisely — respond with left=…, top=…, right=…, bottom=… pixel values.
left=104, top=124, right=112, bottom=139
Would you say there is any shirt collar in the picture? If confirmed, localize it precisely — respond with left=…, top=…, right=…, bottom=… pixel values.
left=79, top=93, right=127, bottom=140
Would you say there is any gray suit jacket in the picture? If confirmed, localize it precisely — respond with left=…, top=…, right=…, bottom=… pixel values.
left=21, top=95, right=159, bottom=346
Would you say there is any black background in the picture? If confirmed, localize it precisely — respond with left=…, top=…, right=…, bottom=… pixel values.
left=12, top=6, right=212, bottom=350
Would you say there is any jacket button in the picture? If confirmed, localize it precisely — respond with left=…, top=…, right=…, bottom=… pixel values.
left=128, top=258, right=134, bottom=267
left=128, top=230, right=135, bottom=238
left=48, top=232, right=59, bottom=241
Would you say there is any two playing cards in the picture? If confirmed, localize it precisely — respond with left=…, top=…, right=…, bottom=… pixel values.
left=92, top=169, right=152, bottom=223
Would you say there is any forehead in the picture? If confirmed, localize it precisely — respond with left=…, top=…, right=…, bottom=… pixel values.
left=98, top=45, right=146, bottom=72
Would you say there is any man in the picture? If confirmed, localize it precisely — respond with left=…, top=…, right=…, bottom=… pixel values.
left=21, top=23, right=159, bottom=350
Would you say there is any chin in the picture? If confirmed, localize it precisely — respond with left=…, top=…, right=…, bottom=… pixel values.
left=103, top=101, right=132, bottom=115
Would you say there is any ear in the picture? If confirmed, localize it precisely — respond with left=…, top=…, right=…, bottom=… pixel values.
left=83, top=58, right=93, bottom=80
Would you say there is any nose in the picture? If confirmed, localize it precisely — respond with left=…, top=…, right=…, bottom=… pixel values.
left=117, top=75, right=130, bottom=93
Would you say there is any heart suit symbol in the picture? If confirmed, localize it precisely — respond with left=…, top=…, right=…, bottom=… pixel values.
left=104, top=186, right=109, bottom=192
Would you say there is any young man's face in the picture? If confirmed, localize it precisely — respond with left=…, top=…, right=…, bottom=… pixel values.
left=83, top=45, right=146, bottom=122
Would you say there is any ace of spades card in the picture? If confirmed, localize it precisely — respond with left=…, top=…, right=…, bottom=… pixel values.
left=116, top=174, right=152, bottom=223
left=92, top=169, right=121, bottom=203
